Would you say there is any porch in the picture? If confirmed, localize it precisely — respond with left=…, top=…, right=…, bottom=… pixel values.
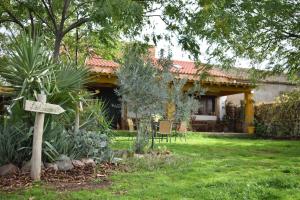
left=88, top=73, right=255, bottom=134
left=167, top=80, right=255, bottom=134
left=86, top=55, right=255, bottom=134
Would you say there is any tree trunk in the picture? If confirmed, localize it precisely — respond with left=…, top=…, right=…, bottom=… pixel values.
left=30, top=94, right=47, bottom=181
left=75, top=12, right=79, bottom=65
left=53, top=33, right=63, bottom=62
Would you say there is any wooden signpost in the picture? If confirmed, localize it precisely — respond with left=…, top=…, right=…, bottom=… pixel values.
left=24, top=93, right=65, bottom=181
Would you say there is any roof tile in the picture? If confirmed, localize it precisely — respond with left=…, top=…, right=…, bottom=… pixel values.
left=86, top=55, right=231, bottom=79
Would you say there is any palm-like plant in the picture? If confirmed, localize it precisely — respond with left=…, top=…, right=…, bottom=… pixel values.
left=0, top=32, right=89, bottom=110
left=0, top=32, right=90, bottom=163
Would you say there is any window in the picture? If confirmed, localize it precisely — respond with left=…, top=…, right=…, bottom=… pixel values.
left=194, top=96, right=216, bottom=115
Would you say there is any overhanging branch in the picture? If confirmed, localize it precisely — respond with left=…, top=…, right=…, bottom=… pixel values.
left=63, top=17, right=90, bottom=36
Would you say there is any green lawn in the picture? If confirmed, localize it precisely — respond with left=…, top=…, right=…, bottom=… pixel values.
left=2, top=133, right=300, bottom=200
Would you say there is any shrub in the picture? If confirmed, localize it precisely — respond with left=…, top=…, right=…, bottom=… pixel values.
left=0, top=32, right=113, bottom=166
left=255, top=90, right=300, bottom=137
left=71, top=130, right=113, bottom=162
left=0, top=122, right=32, bottom=166
left=80, top=99, right=112, bottom=136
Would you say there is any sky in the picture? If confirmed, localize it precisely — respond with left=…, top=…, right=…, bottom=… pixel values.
left=141, top=15, right=253, bottom=69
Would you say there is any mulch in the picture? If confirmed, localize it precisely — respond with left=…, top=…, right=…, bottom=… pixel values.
left=0, top=163, right=123, bottom=192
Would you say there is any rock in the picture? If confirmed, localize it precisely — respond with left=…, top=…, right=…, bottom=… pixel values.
left=45, top=163, right=58, bottom=171
left=134, top=154, right=145, bottom=158
left=72, top=160, right=85, bottom=168
left=0, top=163, right=18, bottom=176
left=114, top=150, right=130, bottom=158
left=111, top=157, right=123, bottom=164
left=56, top=155, right=74, bottom=171
left=21, top=161, right=44, bottom=173
left=81, top=158, right=96, bottom=167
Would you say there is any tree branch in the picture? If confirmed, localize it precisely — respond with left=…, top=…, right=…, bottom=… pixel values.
left=28, top=9, right=35, bottom=37
left=65, top=1, right=90, bottom=20
left=58, top=0, right=70, bottom=33
left=282, top=31, right=300, bottom=39
left=2, top=7, right=24, bottom=28
left=63, top=17, right=90, bottom=36
left=0, top=18, right=14, bottom=24
left=41, top=0, right=57, bottom=31
left=31, top=10, right=54, bottom=32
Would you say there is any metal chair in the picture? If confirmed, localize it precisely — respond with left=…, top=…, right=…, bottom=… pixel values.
left=158, top=120, right=173, bottom=143
left=176, top=121, right=188, bottom=142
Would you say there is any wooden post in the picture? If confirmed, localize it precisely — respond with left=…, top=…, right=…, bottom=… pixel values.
left=75, top=106, right=80, bottom=133
left=24, top=94, right=65, bottom=181
left=30, top=93, right=46, bottom=181
left=75, top=101, right=83, bottom=133
left=244, top=91, right=254, bottom=134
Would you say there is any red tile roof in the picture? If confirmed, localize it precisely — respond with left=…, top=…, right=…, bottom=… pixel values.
left=169, top=60, right=230, bottom=78
left=86, top=55, right=231, bottom=79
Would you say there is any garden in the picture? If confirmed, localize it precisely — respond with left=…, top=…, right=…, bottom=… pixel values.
left=1, top=133, right=300, bottom=199
left=0, top=1, right=300, bottom=200
left=1, top=32, right=299, bottom=200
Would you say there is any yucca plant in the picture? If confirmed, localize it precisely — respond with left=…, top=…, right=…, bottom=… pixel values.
left=0, top=32, right=90, bottom=163
left=0, top=32, right=89, bottom=110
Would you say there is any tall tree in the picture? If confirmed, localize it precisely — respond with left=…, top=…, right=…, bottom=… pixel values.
left=1, top=0, right=298, bottom=79
left=0, top=0, right=152, bottom=61
left=159, top=0, right=300, bottom=79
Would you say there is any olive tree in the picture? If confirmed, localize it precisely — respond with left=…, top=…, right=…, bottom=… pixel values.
left=116, top=44, right=168, bottom=153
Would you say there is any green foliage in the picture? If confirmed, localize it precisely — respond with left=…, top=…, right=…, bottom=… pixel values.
left=177, top=0, right=300, bottom=79
left=0, top=0, right=155, bottom=60
left=117, top=45, right=201, bottom=152
left=0, top=32, right=89, bottom=108
left=116, top=43, right=169, bottom=153
left=157, top=50, right=200, bottom=123
left=0, top=122, right=32, bottom=166
left=255, top=90, right=300, bottom=137
left=0, top=32, right=113, bottom=165
left=2, top=0, right=298, bottom=79
left=80, top=99, right=112, bottom=136
left=3, top=134, right=300, bottom=199
left=70, top=130, right=113, bottom=163
left=117, top=43, right=167, bottom=119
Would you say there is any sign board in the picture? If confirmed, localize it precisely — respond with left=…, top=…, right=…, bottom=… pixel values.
left=25, top=100, right=65, bottom=115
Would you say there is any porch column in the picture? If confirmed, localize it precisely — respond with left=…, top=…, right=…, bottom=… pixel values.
left=215, top=97, right=220, bottom=118
left=244, top=91, right=254, bottom=134
left=166, top=102, right=175, bottom=120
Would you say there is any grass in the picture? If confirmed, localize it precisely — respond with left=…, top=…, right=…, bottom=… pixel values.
left=1, top=133, right=300, bottom=200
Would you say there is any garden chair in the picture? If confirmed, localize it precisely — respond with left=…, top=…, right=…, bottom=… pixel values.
left=158, top=120, right=173, bottom=143
left=175, top=121, right=187, bottom=142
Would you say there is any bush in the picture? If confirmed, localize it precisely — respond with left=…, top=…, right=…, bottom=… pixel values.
left=0, top=122, right=32, bottom=166
left=71, top=130, right=113, bottom=162
left=255, top=90, right=300, bottom=137
left=0, top=32, right=113, bottom=166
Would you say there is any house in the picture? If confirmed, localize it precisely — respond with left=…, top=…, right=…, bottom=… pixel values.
left=222, top=68, right=298, bottom=105
left=85, top=48, right=256, bottom=134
